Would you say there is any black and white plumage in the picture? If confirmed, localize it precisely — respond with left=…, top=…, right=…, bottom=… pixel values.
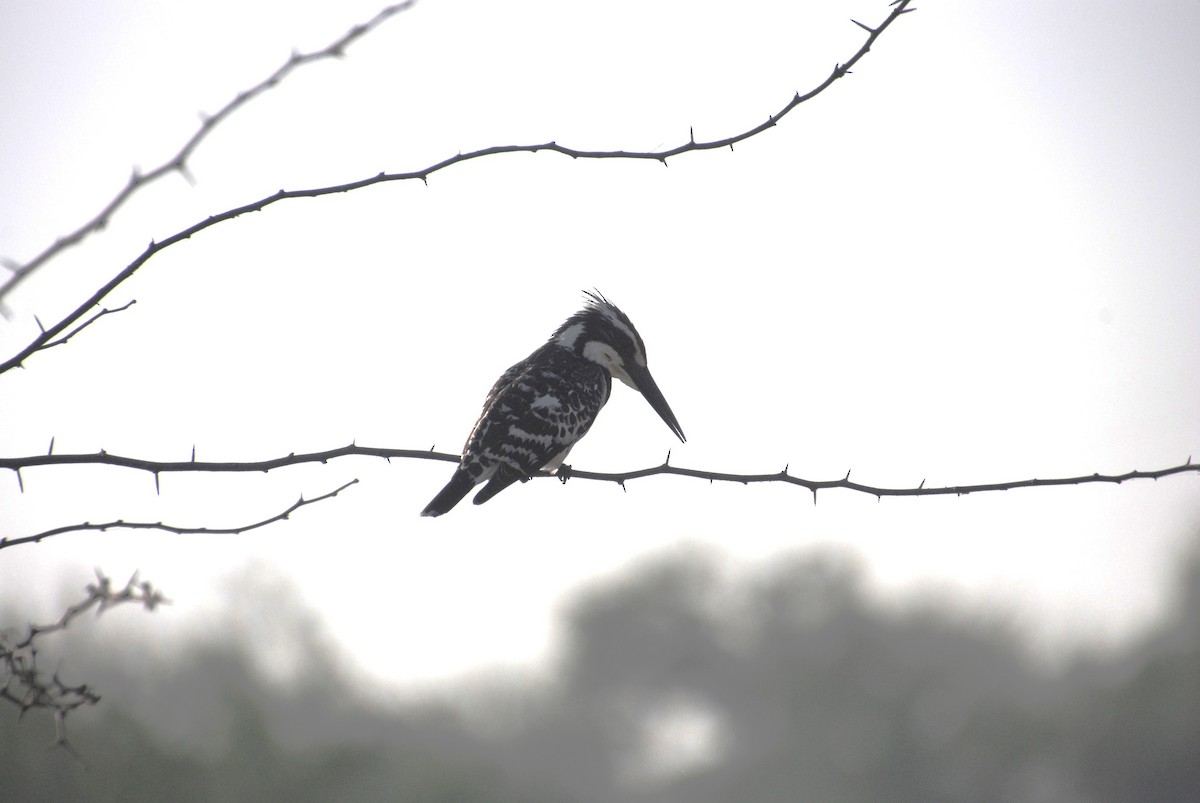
left=421, top=291, right=685, bottom=517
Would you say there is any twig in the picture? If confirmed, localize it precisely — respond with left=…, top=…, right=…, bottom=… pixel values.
left=39, top=300, right=137, bottom=352
left=1, top=570, right=167, bottom=757
left=0, top=479, right=358, bottom=552
left=0, top=0, right=915, bottom=375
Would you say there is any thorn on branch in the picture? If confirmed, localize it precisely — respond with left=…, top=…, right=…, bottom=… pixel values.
left=48, top=436, right=55, bottom=456
left=177, top=161, right=196, bottom=186
left=851, top=19, right=876, bottom=33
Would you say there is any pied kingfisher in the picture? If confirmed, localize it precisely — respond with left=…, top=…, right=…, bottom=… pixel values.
left=421, top=291, right=685, bottom=517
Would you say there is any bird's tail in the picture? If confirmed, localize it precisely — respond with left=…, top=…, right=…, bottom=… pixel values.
left=421, top=470, right=476, bottom=517
left=469, top=465, right=524, bottom=507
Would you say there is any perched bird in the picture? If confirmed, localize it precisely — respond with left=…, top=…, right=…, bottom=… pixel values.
left=421, top=291, right=685, bottom=516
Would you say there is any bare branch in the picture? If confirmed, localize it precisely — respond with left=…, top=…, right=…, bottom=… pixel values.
left=0, top=0, right=915, bottom=375
left=565, top=459, right=1200, bottom=500
left=1, top=571, right=167, bottom=756
left=1, top=444, right=455, bottom=476
left=0, top=1, right=419, bottom=310
left=0, top=479, right=357, bottom=552
left=2, top=445, right=1193, bottom=505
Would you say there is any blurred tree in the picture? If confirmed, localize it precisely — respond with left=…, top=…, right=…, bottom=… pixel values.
left=4, top=541, right=1197, bottom=801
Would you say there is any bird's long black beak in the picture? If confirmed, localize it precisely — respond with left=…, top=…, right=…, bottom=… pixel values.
left=625, top=362, right=686, bottom=443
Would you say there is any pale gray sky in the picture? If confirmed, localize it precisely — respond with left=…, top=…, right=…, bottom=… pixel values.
left=1, top=0, right=1197, bottom=686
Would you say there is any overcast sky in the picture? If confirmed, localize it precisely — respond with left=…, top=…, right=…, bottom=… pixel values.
left=1, top=0, right=1198, bottom=687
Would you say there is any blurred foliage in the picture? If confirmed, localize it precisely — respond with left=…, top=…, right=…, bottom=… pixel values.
left=2, top=543, right=1198, bottom=802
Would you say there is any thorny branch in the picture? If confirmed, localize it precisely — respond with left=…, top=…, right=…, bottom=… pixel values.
left=0, top=0, right=916, bottom=375
left=1, top=570, right=168, bottom=758
left=0, top=479, right=358, bottom=552
left=1, top=444, right=1194, bottom=512
left=0, top=1, right=419, bottom=310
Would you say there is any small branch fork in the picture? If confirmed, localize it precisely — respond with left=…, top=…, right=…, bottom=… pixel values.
left=0, top=1, right=420, bottom=310
left=0, top=0, right=915, bottom=375
left=1, top=570, right=168, bottom=759
left=0, top=478, right=358, bottom=552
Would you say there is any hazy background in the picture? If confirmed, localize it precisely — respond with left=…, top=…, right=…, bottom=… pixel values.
left=1, top=0, right=1198, bottom=790
left=4, top=543, right=1200, bottom=800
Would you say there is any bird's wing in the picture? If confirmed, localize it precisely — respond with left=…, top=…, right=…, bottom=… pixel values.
left=467, top=345, right=610, bottom=480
